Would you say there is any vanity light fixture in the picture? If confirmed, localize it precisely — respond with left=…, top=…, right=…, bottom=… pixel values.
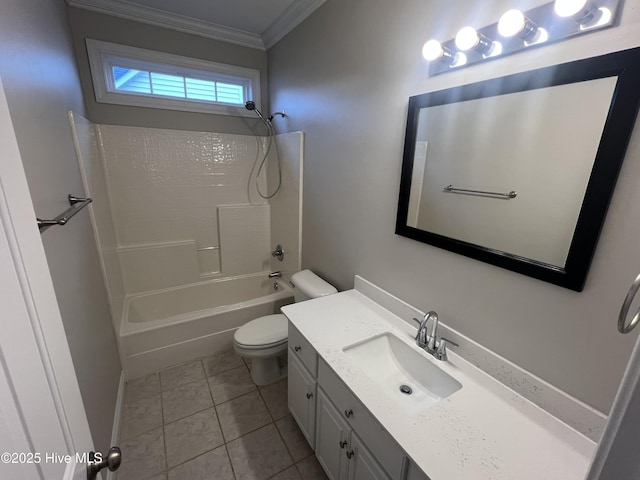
left=555, top=0, right=614, bottom=29
left=422, top=39, right=467, bottom=67
left=455, top=27, right=502, bottom=58
left=455, top=27, right=490, bottom=53
left=423, top=0, right=622, bottom=76
left=498, top=9, right=549, bottom=44
left=554, top=0, right=597, bottom=22
left=422, top=40, right=453, bottom=62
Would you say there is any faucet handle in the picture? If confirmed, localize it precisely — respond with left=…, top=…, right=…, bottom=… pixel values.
left=434, top=339, right=449, bottom=361
left=440, top=337, right=459, bottom=348
left=412, top=317, right=427, bottom=347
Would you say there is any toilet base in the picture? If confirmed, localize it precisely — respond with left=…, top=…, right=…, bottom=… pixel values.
left=234, top=343, right=288, bottom=385
left=249, top=353, right=288, bottom=385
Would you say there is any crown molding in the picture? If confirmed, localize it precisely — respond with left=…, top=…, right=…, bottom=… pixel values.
left=66, top=0, right=266, bottom=50
left=262, top=0, right=326, bottom=49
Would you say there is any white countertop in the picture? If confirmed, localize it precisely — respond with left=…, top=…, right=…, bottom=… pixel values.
left=282, top=289, right=596, bottom=480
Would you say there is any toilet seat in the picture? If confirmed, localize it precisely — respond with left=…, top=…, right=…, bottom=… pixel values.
left=234, top=313, right=288, bottom=349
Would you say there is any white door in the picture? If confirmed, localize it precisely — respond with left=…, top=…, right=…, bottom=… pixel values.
left=586, top=322, right=640, bottom=479
left=0, top=77, right=96, bottom=480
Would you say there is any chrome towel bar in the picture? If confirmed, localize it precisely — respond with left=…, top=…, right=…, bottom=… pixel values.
left=618, top=273, right=640, bottom=334
left=37, top=194, right=92, bottom=232
left=443, top=184, right=517, bottom=199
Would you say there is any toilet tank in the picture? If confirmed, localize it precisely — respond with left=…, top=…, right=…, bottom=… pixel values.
left=291, top=269, right=337, bottom=302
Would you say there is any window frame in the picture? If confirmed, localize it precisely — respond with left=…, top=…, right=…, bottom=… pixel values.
left=86, top=39, right=261, bottom=117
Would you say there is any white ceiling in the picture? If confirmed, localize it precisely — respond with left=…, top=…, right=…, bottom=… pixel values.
left=67, top=0, right=326, bottom=49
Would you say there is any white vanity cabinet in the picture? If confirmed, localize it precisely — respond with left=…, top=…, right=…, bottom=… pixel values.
left=288, top=323, right=318, bottom=448
left=288, top=321, right=429, bottom=480
left=317, top=359, right=404, bottom=479
left=316, top=386, right=393, bottom=480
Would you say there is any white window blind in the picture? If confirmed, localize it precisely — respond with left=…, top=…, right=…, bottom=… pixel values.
left=87, top=40, right=261, bottom=116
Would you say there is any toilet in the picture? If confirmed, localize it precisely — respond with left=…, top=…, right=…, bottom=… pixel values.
left=233, top=269, right=337, bottom=385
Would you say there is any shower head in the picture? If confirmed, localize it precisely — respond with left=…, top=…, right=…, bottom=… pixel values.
left=245, top=100, right=286, bottom=124
left=245, top=99, right=269, bottom=124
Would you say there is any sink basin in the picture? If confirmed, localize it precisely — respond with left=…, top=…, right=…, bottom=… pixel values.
left=343, top=333, right=462, bottom=412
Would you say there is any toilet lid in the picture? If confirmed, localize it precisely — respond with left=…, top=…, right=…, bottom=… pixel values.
left=235, top=314, right=288, bottom=348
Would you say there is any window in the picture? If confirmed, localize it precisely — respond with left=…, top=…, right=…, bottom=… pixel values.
left=86, top=39, right=261, bottom=116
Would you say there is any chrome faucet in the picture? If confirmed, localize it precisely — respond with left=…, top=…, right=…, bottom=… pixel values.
left=268, top=271, right=282, bottom=278
left=415, top=311, right=438, bottom=351
left=413, top=311, right=456, bottom=361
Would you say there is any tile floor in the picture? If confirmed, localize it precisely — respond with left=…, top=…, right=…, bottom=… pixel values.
left=117, top=351, right=329, bottom=480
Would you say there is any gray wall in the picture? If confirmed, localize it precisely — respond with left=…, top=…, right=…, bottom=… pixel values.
left=68, top=7, right=269, bottom=135
left=0, top=0, right=121, bottom=453
left=268, top=0, right=640, bottom=413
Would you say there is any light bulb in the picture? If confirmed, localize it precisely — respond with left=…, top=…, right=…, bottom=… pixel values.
left=455, top=26, right=494, bottom=54
left=422, top=40, right=444, bottom=61
left=455, top=26, right=480, bottom=51
left=498, top=9, right=541, bottom=41
left=554, top=0, right=589, bottom=17
left=498, top=9, right=526, bottom=37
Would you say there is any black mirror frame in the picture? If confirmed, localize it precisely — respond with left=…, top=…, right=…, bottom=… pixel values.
left=396, top=47, right=640, bottom=292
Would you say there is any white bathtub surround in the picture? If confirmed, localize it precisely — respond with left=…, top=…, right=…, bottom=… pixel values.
left=76, top=121, right=303, bottom=296
left=269, top=133, right=304, bottom=280
left=70, top=114, right=305, bottom=377
left=218, top=204, right=271, bottom=275
left=69, top=112, right=126, bottom=330
left=353, top=276, right=606, bottom=441
left=99, top=124, right=272, bottom=291
left=121, top=274, right=294, bottom=379
left=283, top=279, right=597, bottom=479
left=118, top=240, right=200, bottom=293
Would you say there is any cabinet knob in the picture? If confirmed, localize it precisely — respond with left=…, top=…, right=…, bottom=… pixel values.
left=294, top=346, right=301, bottom=352
left=306, top=392, right=313, bottom=399
left=346, top=450, right=354, bottom=459
left=344, top=409, right=353, bottom=418
left=339, top=440, right=347, bottom=449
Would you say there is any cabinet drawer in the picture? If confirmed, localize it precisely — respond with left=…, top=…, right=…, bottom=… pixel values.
left=288, top=322, right=317, bottom=376
left=318, top=359, right=404, bottom=478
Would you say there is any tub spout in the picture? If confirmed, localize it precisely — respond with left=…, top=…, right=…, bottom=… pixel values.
left=268, top=271, right=282, bottom=278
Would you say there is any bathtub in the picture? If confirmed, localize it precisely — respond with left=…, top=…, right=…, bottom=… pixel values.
left=119, top=273, right=294, bottom=379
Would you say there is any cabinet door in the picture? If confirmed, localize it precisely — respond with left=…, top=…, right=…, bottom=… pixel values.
left=316, top=388, right=350, bottom=480
left=346, top=432, right=391, bottom=480
left=288, top=348, right=317, bottom=448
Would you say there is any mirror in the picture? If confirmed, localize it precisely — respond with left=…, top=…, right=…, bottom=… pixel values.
left=396, top=48, right=640, bottom=291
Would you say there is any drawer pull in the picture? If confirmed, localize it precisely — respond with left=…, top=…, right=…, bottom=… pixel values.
left=339, top=440, right=347, bottom=449
left=346, top=450, right=354, bottom=459
left=344, top=409, right=353, bottom=418
left=294, top=346, right=301, bottom=352
left=306, top=392, right=313, bottom=399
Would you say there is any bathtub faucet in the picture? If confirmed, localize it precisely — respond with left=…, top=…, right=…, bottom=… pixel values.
left=268, top=271, right=282, bottom=278
left=272, top=244, right=284, bottom=261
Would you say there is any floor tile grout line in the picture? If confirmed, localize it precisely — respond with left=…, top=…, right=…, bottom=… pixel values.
left=211, top=385, right=259, bottom=408
left=159, top=375, right=169, bottom=477
left=256, top=382, right=277, bottom=423
left=272, top=416, right=297, bottom=471
left=162, top=442, right=231, bottom=476
left=221, top=418, right=276, bottom=444
left=222, top=443, right=238, bottom=480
